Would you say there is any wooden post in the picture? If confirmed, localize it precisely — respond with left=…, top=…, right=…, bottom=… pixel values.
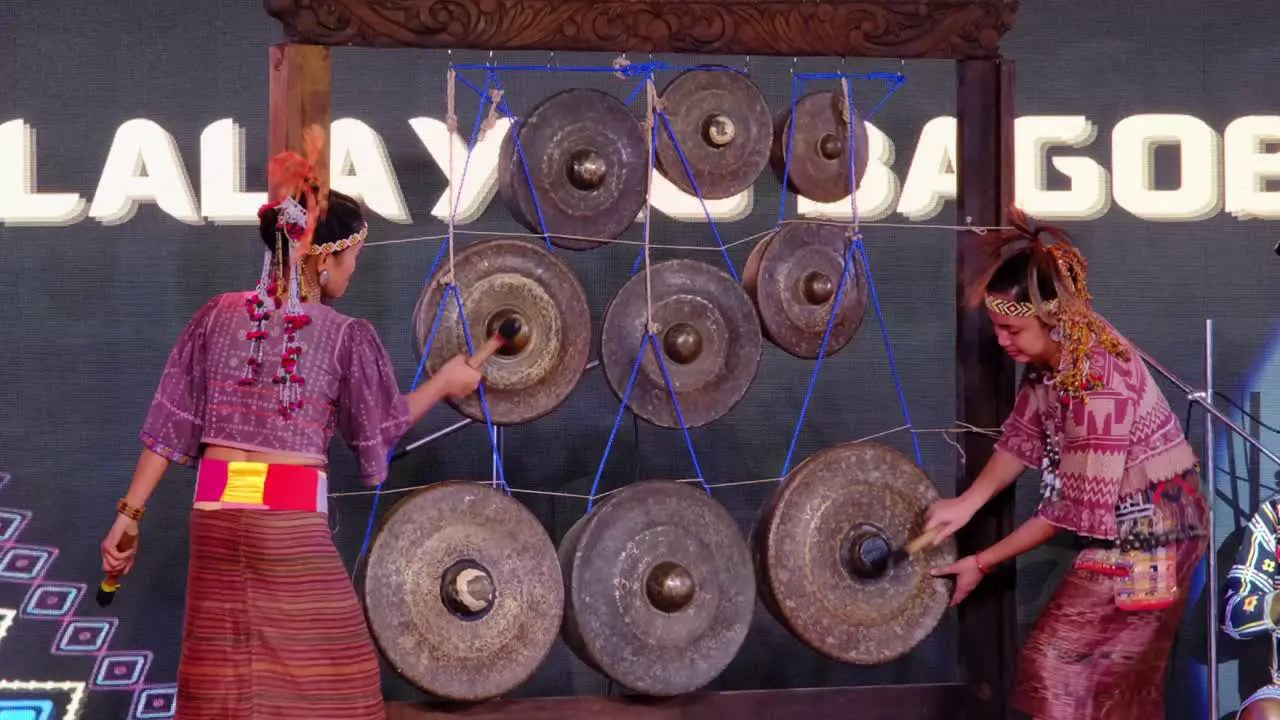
left=954, top=58, right=1018, bottom=720
left=268, top=43, right=332, bottom=191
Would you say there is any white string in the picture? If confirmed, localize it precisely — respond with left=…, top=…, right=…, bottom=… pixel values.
left=642, top=76, right=658, bottom=332
left=329, top=423, right=1002, bottom=501
left=362, top=219, right=1011, bottom=252
left=445, top=67, right=458, bottom=284
left=840, top=77, right=860, bottom=236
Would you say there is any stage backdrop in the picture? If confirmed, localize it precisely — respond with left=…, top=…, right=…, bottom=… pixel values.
left=0, top=1, right=1276, bottom=718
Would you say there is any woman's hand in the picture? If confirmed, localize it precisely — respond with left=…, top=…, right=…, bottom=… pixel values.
left=100, top=513, right=139, bottom=575
left=931, top=555, right=984, bottom=606
left=924, top=494, right=982, bottom=545
left=437, top=355, right=484, bottom=400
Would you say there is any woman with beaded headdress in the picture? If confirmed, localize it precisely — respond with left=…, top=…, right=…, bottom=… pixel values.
left=923, top=208, right=1207, bottom=719
left=97, top=127, right=483, bottom=719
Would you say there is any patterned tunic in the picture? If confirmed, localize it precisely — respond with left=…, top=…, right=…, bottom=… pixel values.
left=140, top=292, right=412, bottom=486
left=998, top=335, right=1207, bottom=720
left=996, top=340, right=1201, bottom=545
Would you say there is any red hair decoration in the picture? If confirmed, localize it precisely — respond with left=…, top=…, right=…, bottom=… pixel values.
left=266, top=124, right=328, bottom=257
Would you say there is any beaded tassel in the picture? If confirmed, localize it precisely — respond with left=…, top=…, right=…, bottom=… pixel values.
left=273, top=244, right=312, bottom=419
left=239, top=238, right=278, bottom=386
left=241, top=199, right=312, bottom=419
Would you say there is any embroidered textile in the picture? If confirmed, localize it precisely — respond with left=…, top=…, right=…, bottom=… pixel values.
left=1224, top=498, right=1280, bottom=689
left=140, top=293, right=412, bottom=486
left=995, top=335, right=1199, bottom=540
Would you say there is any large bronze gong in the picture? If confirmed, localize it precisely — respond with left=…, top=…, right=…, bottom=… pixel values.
left=414, top=237, right=591, bottom=425
left=364, top=482, right=563, bottom=701
left=560, top=481, right=755, bottom=696
left=754, top=442, right=956, bottom=665
left=655, top=68, right=773, bottom=200
left=742, top=221, right=869, bottom=359
left=600, top=259, right=763, bottom=428
left=771, top=90, right=871, bottom=204
left=498, top=88, right=648, bottom=250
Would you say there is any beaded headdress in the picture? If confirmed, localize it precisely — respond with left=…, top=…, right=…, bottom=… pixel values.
left=239, top=125, right=367, bottom=419
left=974, top=207, right=1129, bottom=402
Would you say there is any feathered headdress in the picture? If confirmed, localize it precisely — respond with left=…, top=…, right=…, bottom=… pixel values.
left=969, top=207, right=1128, bottom=401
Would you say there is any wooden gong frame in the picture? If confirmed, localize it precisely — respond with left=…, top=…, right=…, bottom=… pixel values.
left=263, top=1, right=1020, bottom=718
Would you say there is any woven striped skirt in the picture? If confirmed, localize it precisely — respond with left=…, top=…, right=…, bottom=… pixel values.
left=1013, top=478, right=1207, bottom=720
left=176, top=509, right=384, bottom=720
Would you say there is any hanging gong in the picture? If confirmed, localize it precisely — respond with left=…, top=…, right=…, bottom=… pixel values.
left=497, top=127, right=535, bottom=231
left=559, top=481, right=755, bottom=696
left=770, top=91, right=870, bottom=204
left=415, top=237, right=591, bottom=425
left=741, top=221, right=868, bottom=359
left=497, top=89, right=648, bottom=250
left=654, top=68, right=773, bottom=200
left=364, top=482, right=564, bottom=701
left=754, top=442, right=956, bottom=665
left=600, top=259, right=762, bottom=429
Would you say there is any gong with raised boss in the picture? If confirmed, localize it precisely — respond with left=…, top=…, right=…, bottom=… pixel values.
left=498, top=88, right=648, bottom=250
left=364, top=482, right=563, bottom=701
left=655, top=68, right=774, bottom=200
left=755, top=441, right=956, bottom=664
left=772, top=90, right=870, bottom=204
left=415, top=237, right=591, bottom=425
left=743, top=220, right=869, bottom=359
left=600, top=259, right=763, bottom=428
left=560, top=481, right=755, bottom=696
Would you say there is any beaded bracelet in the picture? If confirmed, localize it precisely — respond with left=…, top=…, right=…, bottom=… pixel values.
left=117, top=499, right=145, bottom=522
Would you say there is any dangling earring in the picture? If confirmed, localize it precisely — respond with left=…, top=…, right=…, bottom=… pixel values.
left=1049, top=325, right=1063, bottom=343
left=319, top=269, right=330, bottom=288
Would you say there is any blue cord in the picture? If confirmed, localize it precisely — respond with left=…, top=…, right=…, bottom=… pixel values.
left=777, top=71, right=922, bottom=479
left=488, top=70, right=556, bottom=253
left=647, top=333, right=711, bottom=495
left=779, top=237, right=859, bottom=477
left=353, top=67, right=501, bottom=568
left=451, top=289, right=512, bottom=494
left=585, top=336, right=647, bottom=513
left=623, top=78, right=647, bottom=107
left=450, top=62, right=747, bottom=77
left=627, top=110, right=738, bottom=281
left=855, top=236, right=922, bottom=465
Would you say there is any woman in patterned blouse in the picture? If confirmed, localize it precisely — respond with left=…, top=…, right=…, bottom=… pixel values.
left=1224, top=499, right=1280, bottom=719
left=924, top=211, right=1206, bottom=720
left=98, top=130, right=483, bottom=719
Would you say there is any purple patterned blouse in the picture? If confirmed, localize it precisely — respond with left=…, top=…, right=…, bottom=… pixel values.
left=140, top=292, right=413, bottom=486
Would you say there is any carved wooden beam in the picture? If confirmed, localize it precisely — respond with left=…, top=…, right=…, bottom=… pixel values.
left=263, top=0, right=1018, bottom=59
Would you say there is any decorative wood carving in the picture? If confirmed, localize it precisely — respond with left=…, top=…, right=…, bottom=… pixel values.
left=263, top=0, right=1018, bottom=59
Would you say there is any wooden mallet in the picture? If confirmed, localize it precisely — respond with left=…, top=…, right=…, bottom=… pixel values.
left=468, top=316, right=523, bottom=368
left=887, top=527, right=941, bottom=567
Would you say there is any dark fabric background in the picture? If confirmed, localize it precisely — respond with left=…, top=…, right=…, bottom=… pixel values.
left=0, top=1, right=1276, bottom=718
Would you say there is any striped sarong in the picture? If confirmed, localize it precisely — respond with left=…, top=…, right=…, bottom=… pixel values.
left=176, top=509, right=384, bottom=719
